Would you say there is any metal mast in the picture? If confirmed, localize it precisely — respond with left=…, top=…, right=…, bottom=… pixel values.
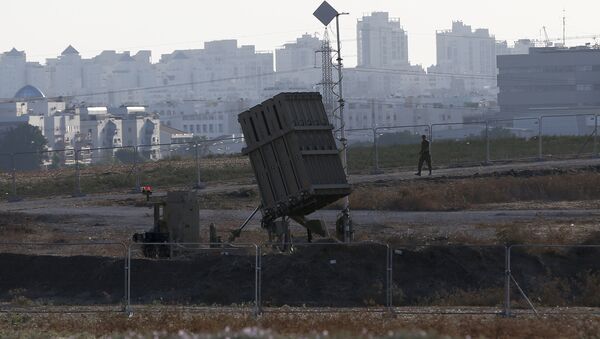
left=314, top=1, right=352, bottom=242
left=320, top=30, right=335, bottom=124
left=562, top=9, right=566, bottom=47
left=334, top=13, right=352, bottom=242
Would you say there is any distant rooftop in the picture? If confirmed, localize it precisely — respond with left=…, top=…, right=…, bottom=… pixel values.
left=529, top=45, right=600, bottom=54
left=61, top=45, right=79, bottom=55
left=14, top=85, right=45, bottom=99
left=5, top=48, right=24, bottom=57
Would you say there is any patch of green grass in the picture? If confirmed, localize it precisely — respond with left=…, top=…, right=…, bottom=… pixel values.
left=0, top=136, right=595, bottom=198
left=347, top=136, right=594, bottom=174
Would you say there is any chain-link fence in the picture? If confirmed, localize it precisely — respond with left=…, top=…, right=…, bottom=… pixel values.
left=539, top=114, right=598, bottom=160
left=0, top=137, right=253, bottom=200
left=127, top=243, right=259, bottom=313
left=507, top=244, right=600, bottom=316
left=1, top=241, right=598, bottom=316
left=488, top=118, right=539, bottom=162
left=373, top=125, right=431, bottom=173
left=3, top=114, right=600, bottom=200
left=345, top=128, right=374, bottom=175
left=0, top=242, right=127, bottom=313
left=260, top=242, right=390, bottom=310
left=431, top=122, right=488, bottom=166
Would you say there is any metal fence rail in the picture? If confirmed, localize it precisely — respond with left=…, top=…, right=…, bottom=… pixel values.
left=0, top=242, right=128, bottom=313
left=2, top=113, right=600, bottom=200
left=1, top=241, right=599, bottom=317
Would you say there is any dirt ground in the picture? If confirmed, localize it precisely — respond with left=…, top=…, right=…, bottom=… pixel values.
left=1, top=158, right=600, bottom=338
left=3, top=311, right=600, bottom=338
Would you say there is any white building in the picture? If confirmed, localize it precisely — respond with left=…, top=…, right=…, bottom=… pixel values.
left=39, top=114, right=81, bottom=150
left=157, top=40, right=274, bottom=102
left=0, top=48, right=27, bottom=98
left=160, top=125, right=193, bottom=145
left=357, top=12, right=409, bottom=69
left=345, top=98, right=464, bottom=133
left=343, top=66, right=428, bottom=98
left=429, top=21, right=497, bottom=92
left=150, top=98, right=250, bottom=139
left=274, top=34, right=322, bottom=91
left=0, top=85, right=66, bottom=120
left=45, top=46, right=84, bottom=97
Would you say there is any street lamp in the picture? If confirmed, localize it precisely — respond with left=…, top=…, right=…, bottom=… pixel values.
left=314, top=1, right=352, bottom=242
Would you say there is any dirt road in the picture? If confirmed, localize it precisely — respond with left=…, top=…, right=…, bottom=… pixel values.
left=1, top=157, right=599, bottom=243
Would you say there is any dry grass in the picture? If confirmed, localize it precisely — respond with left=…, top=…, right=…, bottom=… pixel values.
left=346, top=172, right=600, bottom=211
left=2, top=310, right=600, bottom=338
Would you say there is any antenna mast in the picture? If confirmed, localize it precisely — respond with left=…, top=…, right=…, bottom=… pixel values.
left=563, top=9, right=566, bottom=47
left=318, top=30, right=335, bottom=123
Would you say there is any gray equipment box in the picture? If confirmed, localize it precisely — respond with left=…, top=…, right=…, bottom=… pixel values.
left=239, top=92, right=351, bottom=222
left=164, top=191, right=201, bottom=243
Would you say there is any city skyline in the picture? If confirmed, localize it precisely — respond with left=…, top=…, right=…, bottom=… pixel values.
left=1, top=0, right=596, bottom=68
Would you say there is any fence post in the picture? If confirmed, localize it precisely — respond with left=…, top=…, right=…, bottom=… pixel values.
left=485, top=121, right=490, bottom=165
left=594, top=115, right=598, bottom=158
left=254, top=245, right=262, bottom=316
left=371, top=128, right=383, bottom=175
left=194, top=142, right=206, bottom=189
left=133, top=146, right=140, bottom=193
left=386, top=245, right=393, bottom=312
left=538, top=117, right=543, bottom=161
left=126, top=244, right=132, bottom=315
left=429, top=125, right=434, bottom=159
left=73, top=149, right=84, bottom=197
left=504, top=245, right=512, bottom=317
left=8, top=153, right=21, bottom=202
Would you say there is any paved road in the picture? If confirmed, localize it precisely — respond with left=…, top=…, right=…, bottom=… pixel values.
left=2, top=199, right=599, bottom=230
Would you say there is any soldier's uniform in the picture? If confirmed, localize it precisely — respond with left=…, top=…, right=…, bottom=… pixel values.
left=416, top=139, right=432, bottom=176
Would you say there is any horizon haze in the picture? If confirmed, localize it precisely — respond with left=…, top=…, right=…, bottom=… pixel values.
left=1, top=0, right=596, bottom=67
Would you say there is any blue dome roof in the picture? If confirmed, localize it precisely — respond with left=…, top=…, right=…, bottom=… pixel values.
left=14, top=85, right=45, bottom=99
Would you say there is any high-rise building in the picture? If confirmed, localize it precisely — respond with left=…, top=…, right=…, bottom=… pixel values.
left=276, top=34, right=321, bottom=72
left=157, top=40, right=274, bottom=101
left=357, top=12, right=409, bottom=69
left=45, top=45, right=84, bottom=97
left=435, top=21, right=496, bottom=76
left=428, top=21, right=497, bottom=93
left=0, top=48, right=27, bottom=98
left=273, top=33, right=322, bottom=94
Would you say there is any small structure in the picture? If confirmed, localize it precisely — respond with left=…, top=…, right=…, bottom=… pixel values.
left=133, top=191, right=201, bottom=257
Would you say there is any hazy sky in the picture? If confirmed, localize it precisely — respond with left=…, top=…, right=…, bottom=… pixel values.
left=1, top=0, right=597, bottom=67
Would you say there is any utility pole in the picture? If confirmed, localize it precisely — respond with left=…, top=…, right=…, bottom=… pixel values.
left=314, top=1, right=352, bottom=242
left=563, top=9, right=566, bottom=47
left=334, top=12, right=352, bottom=242
left=317, top=30, right=335, bottom=123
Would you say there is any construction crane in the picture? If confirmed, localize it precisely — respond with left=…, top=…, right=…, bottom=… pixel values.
left=542, top=26, right=552, bottom=47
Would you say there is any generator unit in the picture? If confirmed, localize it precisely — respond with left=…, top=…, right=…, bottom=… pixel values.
left=133, top=191, right=202, bottom=257
left=236, top=92, right=352, bottom=244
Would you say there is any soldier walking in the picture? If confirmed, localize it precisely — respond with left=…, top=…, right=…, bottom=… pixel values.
left=416, top=135, right=432, bottom=176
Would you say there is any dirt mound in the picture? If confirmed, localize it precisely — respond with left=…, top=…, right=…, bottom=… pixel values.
left=1, top=245, right=599, bottom=307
